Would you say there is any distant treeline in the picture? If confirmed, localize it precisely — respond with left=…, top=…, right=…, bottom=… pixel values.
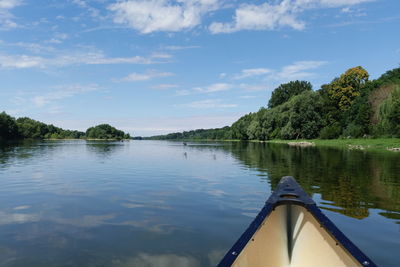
left=0, top=115, right=131, bottom=141
left=148, top=66, right=400, bottom=140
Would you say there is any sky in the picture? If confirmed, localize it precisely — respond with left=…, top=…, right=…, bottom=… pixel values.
left=0, top=0, right=399, bottom=136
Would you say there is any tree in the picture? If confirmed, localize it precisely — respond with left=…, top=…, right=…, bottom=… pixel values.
left=328, top=66, right=369, bottom=111
left=268, top=80, right=312, bottom=108
left=231, top=113, right=255, bottom=140
left=0, top=112, right=19, bottom=140
left=378, top=87, right=400, bottom=137
left=86, top=124, right=130, bottom=140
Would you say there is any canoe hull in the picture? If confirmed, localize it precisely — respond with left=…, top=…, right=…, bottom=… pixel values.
left=217, top=176, right=376, bottom=267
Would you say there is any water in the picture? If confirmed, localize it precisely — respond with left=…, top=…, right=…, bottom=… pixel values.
left=0, top=140, right=398, bottom=266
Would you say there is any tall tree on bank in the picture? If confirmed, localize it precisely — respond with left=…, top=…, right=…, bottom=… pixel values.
left=0, top=112, right=19, bottom=140
left=328, top=66, right=369, bottom=111
left=268, top=80, right=312, bottom=108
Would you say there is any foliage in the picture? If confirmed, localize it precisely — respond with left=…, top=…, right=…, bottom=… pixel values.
left=0, top=112, right=19, bottom=140
left=151, top=66, right=400, bottom=141
left=328, top=66, right=369, bottom=111
left=231, top=113, right=255, bottom=140
left=86, top=124, right=130, bottom=140
left=317, top=85, right=341, bottom=129
left=255, top=91, right=323, bottom=140
left=147, top=126, right=232, bottom=140
left=342, top=123, right=364, bottom=138
left=0, top=112, right=130, bottom=140
left=319, top=123, right=342, bottom=139
left=268, top=80, right=312, bottom=108
left=341, top=88, right=372, bottom=137
left=16, top=117, right=85, bottom=139
left=375, top=67, right=400, bottom=86
left=378, top=87, right=400, bottom=137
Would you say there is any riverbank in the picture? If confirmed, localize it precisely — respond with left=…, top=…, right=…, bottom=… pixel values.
left=44, top=138, right=131, bottom=141
left=268, top=138, right=400, bottom=152
left=150, top=138, right=400, bottom=152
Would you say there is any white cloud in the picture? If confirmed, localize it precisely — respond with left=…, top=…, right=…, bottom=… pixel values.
left=239, top=95, right=256, bottom=99
left=239, top=83, right=267, bottom=91
left=46, top=33, right=69, bottom=44
left=316, top=0, right=373, bottom=7
left=341, top=7, right=352, bottom=13
left=194, top=83, right=232, bottom=93
left=108, top=0, right=220, bottom=34
left=175, top=89, right=191, bottom=96
left=32, top=84, right=99, bottom=107
left=0, top=0, right=22, bottom=29
left=151, top=52, right=173, bottom=59
left=7, top=42, right=56, bottom=53
left=274, top=60, right=327, bottom=81
left=180, top=99, right=237, bottom=109
left=0, top=50, right=170, bottom=69
left=234, top=68, right=272, bottom=79
left=0, top=0, right=21, bottom=9
left=71, top=0, right=101, bottom=18
left=209, top=0, right=374, bottom=34
left=120, top=70, right=174, bottom=82
left=71, top=0, right=86, bottom=8
left=163, top=45, right=201, bottom=50
left=152, top=84, right=179, bottom=89
left=210, top=1, right=305, bottom=33
left=0, top=54, right=47, bottom=68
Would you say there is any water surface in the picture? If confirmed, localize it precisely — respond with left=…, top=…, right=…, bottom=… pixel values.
left=0, top=140, right=399, bottom=266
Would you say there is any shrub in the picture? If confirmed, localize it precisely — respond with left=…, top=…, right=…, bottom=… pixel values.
left=342, top=123, right=364, bottom=138
left=320, top=123, right=342, bottom=139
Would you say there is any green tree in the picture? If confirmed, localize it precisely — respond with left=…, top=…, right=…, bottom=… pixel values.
left=378, top=87, right=400, bottom=137
left=231, top=113, right=255, bottom=140
left=86, top=124, right=130, bottom=140
left=0, top=112, right=19, bottom=140
left=16, top=117, right=49, bottom=139
left=268, top=80, right=312, bottom=108
left=328, top=66, right=369, bottom=111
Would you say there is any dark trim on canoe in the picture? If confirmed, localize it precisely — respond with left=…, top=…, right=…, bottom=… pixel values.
left=217, top=176, right=376, bottom=267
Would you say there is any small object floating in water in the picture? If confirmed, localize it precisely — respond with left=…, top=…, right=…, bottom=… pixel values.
left=183, top=142, right=187, bottom=146
left=218, top=176, right=376, bottom=267
left=348, top=145, right=368, bottom=150
left=287, top=142, right=315, bottom=147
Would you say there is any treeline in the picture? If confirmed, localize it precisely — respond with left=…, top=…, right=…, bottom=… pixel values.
left=0, top=114, right=131, bottom=140
left=86, top=124, right=130, bottom=140
left=148, top=127, right=232, bottom=140
left=149, top=66, right=400, bottom=140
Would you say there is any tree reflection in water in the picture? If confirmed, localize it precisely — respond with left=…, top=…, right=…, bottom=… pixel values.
left=213, top=142, right=400, bottom=221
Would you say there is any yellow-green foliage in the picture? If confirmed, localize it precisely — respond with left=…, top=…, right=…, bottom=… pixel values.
left=328, top=66, right=369, bottom=110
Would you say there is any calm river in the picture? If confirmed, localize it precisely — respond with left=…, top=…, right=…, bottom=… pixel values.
left=0, top=140, right=399, bottom=266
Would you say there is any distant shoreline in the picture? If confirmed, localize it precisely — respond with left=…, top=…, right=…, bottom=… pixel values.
left=44, top=138, right=131, bottom=141
left=4, top=138, right=399, bottom=152
left=146, top=138, right=400, bottom=152
left=0, top=138, right=132, bottom=142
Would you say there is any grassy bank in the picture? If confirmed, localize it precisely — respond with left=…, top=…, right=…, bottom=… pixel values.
left=268, top=138, right=400, bottom=152
left=148, top=138, right=400, bottom=152
left=44, top=138, right=131, bottom=141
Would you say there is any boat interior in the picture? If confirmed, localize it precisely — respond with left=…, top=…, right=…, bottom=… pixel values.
left=231, top=204, right=361, bottom=267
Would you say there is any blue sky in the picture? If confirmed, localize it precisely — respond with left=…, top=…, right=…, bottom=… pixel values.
left=0, top=0, right=399, bottom=136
